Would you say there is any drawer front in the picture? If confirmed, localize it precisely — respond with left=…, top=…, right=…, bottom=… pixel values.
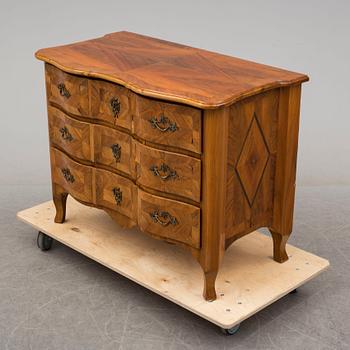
left=48, top=106, right=91, bottom=161
left=96, top=169, right=136, bottom=220
left=90, top=80, right=131, bottom=130
left=50, top=148, right=92, bottom=203
left=94, top=125, right=133, bottom=176
left=45, top=64, right=89, bottom=116
left=134, top=96, right=201, bottom=154
left=135, top=143, right=201, bottom=202
left=137, top=190, right=200, bottom=248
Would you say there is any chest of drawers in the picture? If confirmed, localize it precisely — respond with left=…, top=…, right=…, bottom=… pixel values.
left=36, top=31, right=308, bottom=301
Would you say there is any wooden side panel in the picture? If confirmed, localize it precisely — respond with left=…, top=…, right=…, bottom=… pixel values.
left=94, top=124, right=133, bottom=176
left=95, top=169, right=136, bottom=220
left=48, top=106, right=91, bottom=161
left=135, top=142, right=201, bottom=202
left=50, top=148, right=92, bottom=203
left=225, top=89, right=279, bottom=239
left=45, top=64, right=89, bottom=116
left=90, top=79, right=132, bottom=129
left=134, top=95, right=201, bottom=153
left=137, top=190, right=200, bottom=248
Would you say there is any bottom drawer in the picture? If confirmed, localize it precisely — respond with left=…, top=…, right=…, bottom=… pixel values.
left=137, top=190, right=200, bottom=248
left=95, top=169, right=136, bottom=220
left=50, top=148, right=93, bottom=203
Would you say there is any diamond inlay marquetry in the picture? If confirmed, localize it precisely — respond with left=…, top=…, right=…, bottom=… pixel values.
left=236, top=114, right=269, bottom=206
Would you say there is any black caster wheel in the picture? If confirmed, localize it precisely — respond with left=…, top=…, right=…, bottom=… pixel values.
left=289, top=289, right=298, bottom=294
left=37, top=231, right=53, bottom=251
left=221, top=323, right=240, bottom=335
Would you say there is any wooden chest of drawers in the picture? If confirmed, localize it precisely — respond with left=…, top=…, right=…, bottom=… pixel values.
left=36, top=31, right=308, bottom=301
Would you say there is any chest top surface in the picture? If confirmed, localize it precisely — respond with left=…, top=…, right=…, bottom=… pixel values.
left=36, top=31, right=308, bottom=108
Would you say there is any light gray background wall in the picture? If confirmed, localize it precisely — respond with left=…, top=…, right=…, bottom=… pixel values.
left=0, top=0, right=349, bottom=187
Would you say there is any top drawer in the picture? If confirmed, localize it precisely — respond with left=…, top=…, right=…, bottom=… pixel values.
left=45, top=64, right=89, bottom=116
left=134, top=95, right=202, bottom=154
left=45, top=65, right=131, bottom=130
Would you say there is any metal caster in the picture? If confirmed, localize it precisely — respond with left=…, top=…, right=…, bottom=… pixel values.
left=37, top=231, right=53, bottom=251
left=221, top=323, right=240, bottom=335
left=289, top=289, right=298, bottom=294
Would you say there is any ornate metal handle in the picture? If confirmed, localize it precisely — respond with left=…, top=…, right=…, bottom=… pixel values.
left=111, top=144, right=121, bottom=162
left=112, top=187, right=122, bottom=205
left=57, top=83, right=71, bottom=98
left=110, top=97, right=121, bottom=118
left=59, top=126, right=73, bottom=142
left=61, top=168, right=75, bottom=183
left=150, top=210, right=178, bottom=226
left=150, top=163, right=177, bottom=181
left=149, top=115, right=177, bottom=132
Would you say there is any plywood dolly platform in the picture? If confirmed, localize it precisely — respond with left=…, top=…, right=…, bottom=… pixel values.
left=17, top=198, right=329, bottom=335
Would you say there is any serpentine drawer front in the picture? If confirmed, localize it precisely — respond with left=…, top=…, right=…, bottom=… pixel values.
left=36, top=31, right=309, bottom=301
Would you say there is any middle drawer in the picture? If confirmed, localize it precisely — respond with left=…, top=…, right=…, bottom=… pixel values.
left=135, top=142, right=201, bottom=203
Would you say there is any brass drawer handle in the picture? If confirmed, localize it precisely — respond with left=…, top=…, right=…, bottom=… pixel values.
left=61, top=168, right=75, bottom=183
left=150, top=210, right=178, bottom=226
left=57, top=83, right=71, bottom=98
left=111, top=144, right=121, bottom=162
left=150, top=163, right=177, bottom=181
left=110, top=97, right=121, bottom=117
left=112, top=187, right=122, bottom=205
left=59, top=126, right=73, bottom=142
left=149, top=115, right=177, bottom=132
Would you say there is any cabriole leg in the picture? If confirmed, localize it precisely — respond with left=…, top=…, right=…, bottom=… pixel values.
left=202, top=269, right=218, bottom=301
left=52, top=183, right=68, bottom=223
left=269, top=229, right=290, bottom=263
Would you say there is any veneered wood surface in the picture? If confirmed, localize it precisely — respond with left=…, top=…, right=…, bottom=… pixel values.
left=50, top=148, right=93, bottom=203
left=135, top=142, right=201, bottom=203
left=45, top=64, right=89, bottom=116
left=37, top=31, right=308, bottom=108
left=137, top=190, right=200, bottom=249
left=48, top=106, right=91, bottom=161
left=271, top=85, right=302, bottom=236
left=134, top=95, right=201, bottom=153
left=225, top=89, right=279, bottom=240
left=90, top=79, right=132, bottom=130
left=17, top=199, right=329, bottom=329
left=199, top=107, right=230, bottom=300
left=95, top=168, right=136, bottom=220
left=94, top=124, right=133, bottom=176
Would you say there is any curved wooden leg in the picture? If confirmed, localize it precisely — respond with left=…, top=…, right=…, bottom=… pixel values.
left=269, top=229, right=290, bottom=263
left=203, top=270, right=218, bottom=301
left=52, top=184, right=68, bottom=223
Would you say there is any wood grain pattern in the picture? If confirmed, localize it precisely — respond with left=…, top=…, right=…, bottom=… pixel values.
left=50, top=148, right=93, bottom=203
left=48, top=106, right=91, bottom=161
left=95, top=168, right=136, bottom=221
left=269, top=85, right=302, bottom=262
left=90, top=79, right=132, bottom=130
left=94, top=124, right=133, bottom=176
left=134, top=95, right=201, bottom=154
left=137, top=190, right=200, bottom=249
left=45, top=64, right=89, bottom=116
left=36, top=31, right=308, bottom=108
left=199, top=107, right=229, bottom=301
left=225, top=89, right=279, bottom=241
left=135, top=142, right=201, bottom=202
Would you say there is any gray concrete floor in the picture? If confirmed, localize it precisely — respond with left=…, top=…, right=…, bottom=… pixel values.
left=1, top=185, right=349, bottom=350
